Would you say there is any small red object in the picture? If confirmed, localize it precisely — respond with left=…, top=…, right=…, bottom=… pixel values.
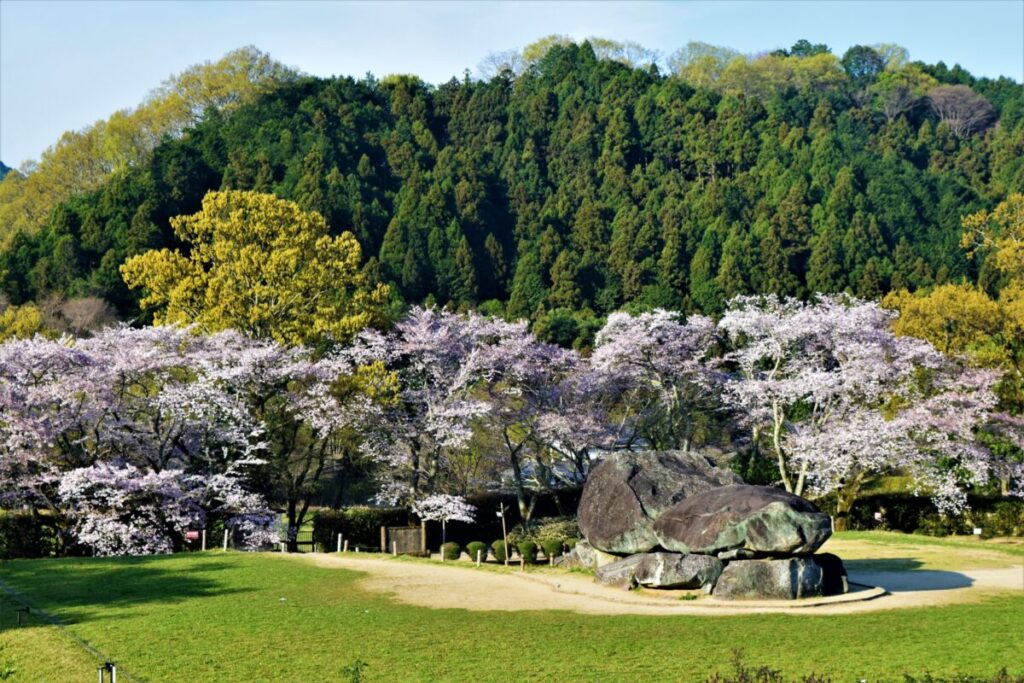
left=185, top=530, right=200, bottom=541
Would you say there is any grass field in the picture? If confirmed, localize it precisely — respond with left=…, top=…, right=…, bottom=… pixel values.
left=0, top=532, right=1022, bottom=682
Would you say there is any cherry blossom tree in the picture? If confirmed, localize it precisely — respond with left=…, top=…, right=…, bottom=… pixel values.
left=590, top=309, right=723, bottom=450
left=0, top=326, right=360, bottom=554
left=347, top=307, right=506, bottom=505
left=473, top=320, right=586, bottom=522
left=720, top=294, right=1002, bottom=527
left=412, top=493, right=476, bottom=545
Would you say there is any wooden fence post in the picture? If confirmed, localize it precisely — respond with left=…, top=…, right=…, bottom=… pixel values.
left=337, top=533, right=342, bottom=553
left=380, top=526, right=387, bottom=553
left=222, top=529, right=229, bottom=552
left=343, top=539, right=349, bottom=552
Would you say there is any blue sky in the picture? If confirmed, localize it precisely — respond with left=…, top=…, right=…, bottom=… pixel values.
left=1, top=0, right=1022, bottom=167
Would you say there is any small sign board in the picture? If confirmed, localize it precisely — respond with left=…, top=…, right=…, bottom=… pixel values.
left=185, top=530, right=200, bottom=541
left=972, top=527, right=983, bottom=536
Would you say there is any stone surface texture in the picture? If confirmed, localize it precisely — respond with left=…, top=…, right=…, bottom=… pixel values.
left=594, top=554, right=646, bottom=589
left=711, top=555, right=849, bottom=600
left=653, top=484, right=832, bottom=557
left=577, top=449, right=741, bottom=554
left=633, top=552, right=723, bottom=590
left=712, top=557, right=824, bottom=600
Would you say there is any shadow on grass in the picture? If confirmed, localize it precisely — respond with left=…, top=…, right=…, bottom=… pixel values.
left=843, top=557, right=925, bottom=572
left=844, top=558, right=975, bottom=592
left=0, top=554, right=251, bottom=627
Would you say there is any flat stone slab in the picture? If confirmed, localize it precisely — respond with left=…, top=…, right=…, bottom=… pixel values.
left=594, top=552, right=724, bottom=591
left=712, top=555, right=848, bottom=600
left=577, top=450, right=741, bottom=555
left=653, top=484, right=832, bottom=557
left=633, top=552, right=723, bottom=590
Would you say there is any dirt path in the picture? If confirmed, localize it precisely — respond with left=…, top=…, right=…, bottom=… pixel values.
left=295, top=553, right=1024, bottom=616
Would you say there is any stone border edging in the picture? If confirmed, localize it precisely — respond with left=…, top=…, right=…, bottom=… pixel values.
left=510, top=571, right=887, bottom=610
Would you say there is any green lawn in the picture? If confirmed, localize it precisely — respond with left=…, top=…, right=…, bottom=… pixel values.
left=0, top=532, right=1022, bottom=682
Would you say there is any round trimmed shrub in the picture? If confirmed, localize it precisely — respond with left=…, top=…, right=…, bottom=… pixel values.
left=517, top=540, right=538, bottom=564
left=541, top=538, right=564, bottom=559
left=466, top=541, right=489, bottom=561
left=492, top=539, right=508, bottom=562
left=441, top=542, right=461, bottom=561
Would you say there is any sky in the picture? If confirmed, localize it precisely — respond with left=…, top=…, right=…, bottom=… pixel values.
left=1, top=0, right=1022, bottom=167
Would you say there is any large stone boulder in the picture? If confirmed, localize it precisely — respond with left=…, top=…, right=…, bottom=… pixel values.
left=577, top=450, right=741, bottom=554
left=554, top=540, right=595, bottom=569
left=652, top=484, right=831, bottom=557
left=594, top=554, right=646, bottom=589
left=634, top=552, right=723, bottom=591
left=812, top=552, right=849, bottom=596
left=595, top=552, right=724, bottom=590
left=712, top=555, right=848, bottom=600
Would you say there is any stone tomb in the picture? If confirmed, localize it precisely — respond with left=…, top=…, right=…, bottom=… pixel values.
left=565, top=451, right=847, bottom=600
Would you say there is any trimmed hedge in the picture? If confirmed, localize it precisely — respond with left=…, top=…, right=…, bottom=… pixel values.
left=517, top=540, right=538, bottom=564
left=441, top=542, right=461, bottom=561
left=541, top=538, right=564, bottom=558
left=465, top=541, right=489, bottom=562
left=0, top=511, right=59, bottom=559
left=507, top=517, right=580, bottom=547
left=312, top=507, right=410, bottom=551
left=491, top=539, right=508, bottom=563
left=816, top=493, right=1024, bottom=537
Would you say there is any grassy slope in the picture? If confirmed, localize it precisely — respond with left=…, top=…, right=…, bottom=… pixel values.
left=0, top=533, right=1020, bottom=682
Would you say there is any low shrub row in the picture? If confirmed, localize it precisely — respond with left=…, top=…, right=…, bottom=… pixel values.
left=816, top=493, right=1024, bottom=537
left=311, top=507, right=410, bottom=550
left=0, top=511, right=60, bottom=559
left=433, top=537, right=574, bottom=564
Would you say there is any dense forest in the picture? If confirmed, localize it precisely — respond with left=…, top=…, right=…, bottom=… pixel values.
left=1, top=38, right=1021, bottom=346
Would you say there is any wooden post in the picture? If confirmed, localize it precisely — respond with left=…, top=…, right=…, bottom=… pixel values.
left=420, top=520, right=427, bottom=555
left=392, top=541, right=398, bottom=557
left=337, top=533, right=342, bottom=553
left=380, top=526, right=387, bottom=553
left=222, top=529, right=229, bottom=552
left=343, top=539, right=349, bottom=552
left=476, top=549, right=482, bottom=567
left=201, top=529, right=207, bottom=551
left=280, top=542, right=286, bottom=553
left=549, top=554, right=554, bottom=567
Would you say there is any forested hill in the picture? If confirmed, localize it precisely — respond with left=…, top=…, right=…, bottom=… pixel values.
left=2, top=39, right=1022, bottom=342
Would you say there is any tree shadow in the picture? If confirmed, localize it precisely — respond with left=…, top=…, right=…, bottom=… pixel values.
left=0, top=554, right=252, bottom=627
left=845, top=558, right=975, bottom=592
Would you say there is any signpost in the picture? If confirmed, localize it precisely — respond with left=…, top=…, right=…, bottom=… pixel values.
left=497, top=503, right=509, bottom=567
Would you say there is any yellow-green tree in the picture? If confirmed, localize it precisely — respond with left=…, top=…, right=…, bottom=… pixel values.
left=121, top=190, right=389, bottom=346
left=0, top=47, right=296, bottom=247
left=0, top=302, right=49, bottom=341
left=885, top=194, right=1024, bottom=404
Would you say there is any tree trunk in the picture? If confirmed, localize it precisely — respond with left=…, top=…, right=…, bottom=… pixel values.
left=286, top=497, right=299, bottom=552
left=772, top=402, right=794, bottom=493
left=833, top=474, right=864, bottom=533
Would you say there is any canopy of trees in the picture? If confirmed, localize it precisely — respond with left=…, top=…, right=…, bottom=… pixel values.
left=1, top=39, right=1021, bottom=350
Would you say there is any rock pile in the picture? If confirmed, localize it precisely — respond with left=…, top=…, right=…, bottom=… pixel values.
left=565, top=450, right=847, bottom=600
